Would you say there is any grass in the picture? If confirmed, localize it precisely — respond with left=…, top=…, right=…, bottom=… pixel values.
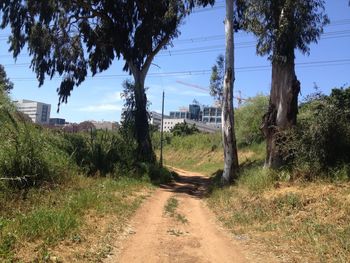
left=164, top=197, right=188, bottom=224
left=162, top=131, right=350, bottom=261
left=0, top=175, right=152, bottom=262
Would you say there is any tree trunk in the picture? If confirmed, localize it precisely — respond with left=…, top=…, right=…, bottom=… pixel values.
left=262, top=59, right=300, bottom=168
left=221, top=0, right=239, bottom=185
left=133, top=71, right=156, bottom=163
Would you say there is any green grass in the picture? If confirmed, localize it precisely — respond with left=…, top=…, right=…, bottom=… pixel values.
left=164, top=197, right=188, bottom=224
left=0, top=176, right=152, bottom=262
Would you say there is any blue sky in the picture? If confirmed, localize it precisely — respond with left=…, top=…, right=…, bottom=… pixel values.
left=2, top=0, right=350, bottom=123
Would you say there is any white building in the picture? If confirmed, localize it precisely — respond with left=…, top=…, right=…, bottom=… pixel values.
left=15, top=99, right=51, bottom=124
left=90, top=121, right=118, bottom=131
left=163, top=118, right=186, bottom=132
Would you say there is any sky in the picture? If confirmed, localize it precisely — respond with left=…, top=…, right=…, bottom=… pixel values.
left=1, top=0, right=350, bottom=123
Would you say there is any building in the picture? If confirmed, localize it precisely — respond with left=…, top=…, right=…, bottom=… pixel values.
left=162, top=118, right=219, bottom=133
left=163, top=118, right=187, bottom=132
left=91, top=121, right=118, bottom=131
left=189, top=104, right=201, bottom=120
left=202, top=106, right=222, bottom=127
left=49, top=118, right=66, bottom=126
left=169, top=110, right=190, bottom=119
left=15, top=99, right=51, bottom=124
left=150, top=111, right=170, bottom=128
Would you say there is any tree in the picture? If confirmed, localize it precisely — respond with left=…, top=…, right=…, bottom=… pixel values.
left=0, top=0, right=214, bottom=163
left=171, top=121, right=199, bottom=136
left=0, top=65, right=13, bottom=93
left=209, top=0, right=244, bottom=184
left=243, top=0, right=329, bottom=168
left=220, top=0, right=240, bottom=184
left=210, top=54, right=224, bottom=104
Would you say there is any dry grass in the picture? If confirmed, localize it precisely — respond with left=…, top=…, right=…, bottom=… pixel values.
left=208, top=181, right=350, bottom=262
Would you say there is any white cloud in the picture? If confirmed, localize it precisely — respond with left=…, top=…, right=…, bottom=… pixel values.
left=79, top=103, right=122, bottom=112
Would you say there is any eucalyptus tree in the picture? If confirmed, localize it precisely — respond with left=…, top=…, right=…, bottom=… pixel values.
left=0, top=0, right=214, bottom=162
left=243, top=0, right=329, bottom=168
left=209, top=0, right=245, bottom=184
left=0, top=65, right=13, bottom=93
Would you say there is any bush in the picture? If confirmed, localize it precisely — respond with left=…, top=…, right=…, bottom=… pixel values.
left=63, top=130, right=137, bottom=176
left=170, top=121, right=199, bottom=136
left=280, top=86, right=350, bottom=177
left=235, top=94, right=269, bottom=147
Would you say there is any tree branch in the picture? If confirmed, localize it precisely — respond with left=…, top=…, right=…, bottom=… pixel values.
left=142, top=34, right=171, bottom=76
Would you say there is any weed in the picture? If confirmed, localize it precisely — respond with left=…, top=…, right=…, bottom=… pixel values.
left=164, top=197, right=188, bottom=224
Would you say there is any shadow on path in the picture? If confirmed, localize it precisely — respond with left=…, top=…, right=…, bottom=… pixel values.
left=160, top=171, right=211, bottom=198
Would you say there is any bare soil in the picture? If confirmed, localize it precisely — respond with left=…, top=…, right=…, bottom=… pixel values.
left=105, top=167, right=248, bottom=263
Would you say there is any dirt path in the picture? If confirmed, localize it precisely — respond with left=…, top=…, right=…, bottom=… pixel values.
left=105, top=167, right=248, bottom=263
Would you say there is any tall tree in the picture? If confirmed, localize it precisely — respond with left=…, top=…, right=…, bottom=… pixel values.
left=0, top=65, right=13, bottom=93
left=210, top=0, right=244, bottom=184
left=0, top=0, right=214, bottom=163
left=221, top=0, right=239, bottom=184
left=243, top=0, right=329, bottom=168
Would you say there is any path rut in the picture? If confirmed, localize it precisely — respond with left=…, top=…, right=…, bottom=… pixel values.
left=105, top=167, right=248, bottom=263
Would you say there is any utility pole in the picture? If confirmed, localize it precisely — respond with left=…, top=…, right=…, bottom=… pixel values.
left=160, top=91, right=165, bottom=167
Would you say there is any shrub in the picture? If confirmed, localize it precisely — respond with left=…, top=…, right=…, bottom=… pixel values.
left=235, top=94, right=269, bottom=147
left=280, top=86, right=350, bottom=177
left=63, top=130, right=137, bottom=176
left=171, top=121, right=199, bottom=136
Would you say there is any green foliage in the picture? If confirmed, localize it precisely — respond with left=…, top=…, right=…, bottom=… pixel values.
left=63, top=130, right=136, bottom=176
left=0, top=176, right=151, bottom=261
left=171, top=121, right=199, bottom=136
left=243, top=0, right=329, bottom=62
left=0, top=65, right=13, bottom=93
left=166, top=132, right=222, bottom=151
left=0, top=93, right=73, bottom=187
left=210, top=54, right=224, bottom=102
left=0, top=0, right=214, bottom=104
left=235, top=94, right=269, bottom=146
left=280, top=86, right=350, bottom=176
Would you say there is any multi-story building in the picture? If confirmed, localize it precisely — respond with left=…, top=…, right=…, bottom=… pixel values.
left=15, top=99, right=51, bottom=124
left=169, top=110, right=190, bottom=119
left=189, top=104, right=201, bottom=121
left=150, top=111, right=168, bottom=128
left=49, top=118, right=66, bottom=126
left=163, top=118, right=187, bottom=132
left=162, top=118, right=219, bottom=133
left=202, top=106, right=222, bottom=127
left=91, top=121, right=118, bottom=131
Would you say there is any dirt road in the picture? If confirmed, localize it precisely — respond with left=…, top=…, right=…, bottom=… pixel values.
left=105, top=168, right=248, bottom=263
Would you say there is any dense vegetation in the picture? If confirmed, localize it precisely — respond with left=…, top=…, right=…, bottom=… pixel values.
left=159, top=88, right=350, bottom=261
left=0, top=89, right=173, bottom=261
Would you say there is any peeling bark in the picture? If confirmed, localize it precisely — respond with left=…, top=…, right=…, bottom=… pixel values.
left=262, top=59, right=300, bottom=168
left=222, top=0, right=239, bottom=184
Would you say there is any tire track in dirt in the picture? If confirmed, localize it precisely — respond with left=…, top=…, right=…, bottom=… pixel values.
left=105, top=167, right=248, bottom=263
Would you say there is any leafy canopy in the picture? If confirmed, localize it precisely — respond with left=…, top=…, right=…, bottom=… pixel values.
left=0, top=65, right=13, bottom=93
left=171, top=122, right=199, bottom=136
left=209, top=54, right=224, bottom=104
left=0, top=0, right=214, bottom=107
left=242, top=0, right=329, bottom=62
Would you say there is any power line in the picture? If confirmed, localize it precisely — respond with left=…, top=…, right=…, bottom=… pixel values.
left=8, top=58, right=350, bottom=81
left=1, top=31, right=349, bottom=62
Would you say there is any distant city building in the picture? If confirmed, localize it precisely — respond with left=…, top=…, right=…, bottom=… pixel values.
left=163, top=118, right=219, bottom=133
left=169, top=110, right=190, bottom=119
left=163, top=118, right=186, bottom=132
left=189, top=104, right=201, bottom=121
left=150, top=111, right=169, bottom=128
left=49, top=118, right=66, bottom=126
left=15, top=99, right=51, bottom=124
left=91, top=121, right=118, bottom=131
left=202, top=106, right=222, bottom=126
